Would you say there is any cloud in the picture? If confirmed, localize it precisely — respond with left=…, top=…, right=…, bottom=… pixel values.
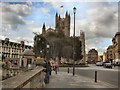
left=75, top=2, right=118, bottom=39
left=75, top=2, right=118, bottom=54
left=0, top=35, right=7, bottom=40
left=0, top=2, right=35, bottom=45
left=0, top=2, right=31, bottom=31
left=0, top=2, right=118, bottom=55
left=40, top=7, right=49, bottom=14
left=85, top=37, right=111, bottom=55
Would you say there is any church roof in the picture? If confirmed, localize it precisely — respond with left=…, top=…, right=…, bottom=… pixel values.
left=47, top=27, right=54, bottom=31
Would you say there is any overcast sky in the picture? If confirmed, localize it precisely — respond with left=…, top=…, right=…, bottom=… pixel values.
left=0, top=0, right=119, bottom=55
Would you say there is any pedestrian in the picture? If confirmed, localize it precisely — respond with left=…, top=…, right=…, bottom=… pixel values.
left=54, top=61, right=58, bottom=74
left=48, top=61, right=52, bottom=75
left=43, top=60, right=51, bottom=84
left=56, top=61, right=59, bottom=72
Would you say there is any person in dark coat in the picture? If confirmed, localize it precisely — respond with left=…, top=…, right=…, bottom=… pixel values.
left=43, top=60, right=51, bottom=84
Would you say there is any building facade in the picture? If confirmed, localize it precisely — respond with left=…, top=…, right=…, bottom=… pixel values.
left=112, top=32, right=120, bottom=60
left=106, top=45, right=114, bottom=62
left=103, top=52, right=107, bottom=62
left=79, top=31, right=86, bottom=64
left=0, top=38, right=33, bottom=65
left=98, top=55, right=103, bottom=61
left=104, top=32, right=120, bottom=64
left=87, top=48, right=98, bottom=64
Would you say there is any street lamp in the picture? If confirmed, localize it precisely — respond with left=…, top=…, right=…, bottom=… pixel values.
left=44, top=43, right=50, bottom=83
left=73, top=7, right=76, bottom=76
left=46, top=44, right=50, bottom=60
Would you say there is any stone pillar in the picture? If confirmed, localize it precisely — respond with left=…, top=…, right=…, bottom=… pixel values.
left=40, top=71, right=45, bottom=87
left=23, top=58, right=27, bottom=68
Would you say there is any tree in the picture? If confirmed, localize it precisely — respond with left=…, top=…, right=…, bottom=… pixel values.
left=62, top=46, right=73, bottom=62
left=74, top=37, right=83, bottom=61
left=33, top=31, right=83, bottom=64
left=33, top=34, right=47, bottom=58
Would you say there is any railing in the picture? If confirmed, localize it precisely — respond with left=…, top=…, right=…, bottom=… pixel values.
left=2, top=66, right=45, bottom=89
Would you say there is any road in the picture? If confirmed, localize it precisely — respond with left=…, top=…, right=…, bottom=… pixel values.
left=60, top=64, right=119, bottom=88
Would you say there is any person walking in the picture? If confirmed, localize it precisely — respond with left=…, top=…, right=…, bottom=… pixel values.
left=48, top=61, right=52, bottom=75
left=54, top=61, right=58, bottom=74
left=43, top=60, right=51, bottom=84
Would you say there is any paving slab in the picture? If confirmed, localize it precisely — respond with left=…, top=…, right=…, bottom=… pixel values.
left=45, top=71, right=118, bottom=89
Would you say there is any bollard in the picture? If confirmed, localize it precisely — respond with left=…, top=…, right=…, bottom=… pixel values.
left=95, top=71, right=97, bottom=83
left=67, top=67, right=69, bottom=73
left=55, top=68, right=57, bottom=74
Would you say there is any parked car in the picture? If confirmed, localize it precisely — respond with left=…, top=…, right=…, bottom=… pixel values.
left=103, top=62, right=112, bottom=68
left=114, top=59, right=120, bottom=66
left=96, top=62, right=103, bottom=66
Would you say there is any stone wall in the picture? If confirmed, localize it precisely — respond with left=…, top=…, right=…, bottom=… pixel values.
left=2, top=67, right=44, bottom=89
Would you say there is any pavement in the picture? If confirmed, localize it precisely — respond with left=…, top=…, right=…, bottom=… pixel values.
left=44, top=70, right=118, bottom=89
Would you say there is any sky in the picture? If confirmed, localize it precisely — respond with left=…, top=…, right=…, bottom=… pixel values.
left=0, top=0, right=119, bottom=55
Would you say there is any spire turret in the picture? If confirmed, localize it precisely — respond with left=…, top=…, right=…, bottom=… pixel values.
left=68, top=13, right=70, bottom=18
left=42, top=23, right=46, bottom=35
left=65, top=11, right=69, bottom=17
left=56, top=12, right=58, bottom=17
left=59, top=14, right=61, bottom=19
left=43, top=23, right=46, bottom=29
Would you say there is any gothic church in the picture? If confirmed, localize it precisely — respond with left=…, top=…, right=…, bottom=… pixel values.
left=41, top=11, right=86, bottom=64
left=42, top=11, right=70, bottom=37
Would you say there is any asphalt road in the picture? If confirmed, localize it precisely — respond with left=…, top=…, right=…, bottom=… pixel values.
left=59, top=64, right=119, bottom=88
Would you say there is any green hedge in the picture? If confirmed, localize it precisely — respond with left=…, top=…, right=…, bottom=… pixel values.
left=59, top=64, right=89, bottom=67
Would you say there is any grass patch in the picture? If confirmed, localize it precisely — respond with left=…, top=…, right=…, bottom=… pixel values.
left=59, top=64, right=89, bottom=67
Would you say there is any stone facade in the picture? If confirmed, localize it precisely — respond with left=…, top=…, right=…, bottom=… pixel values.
left=21, top=49, right=35, bottom=68
left=98, top=55, right=103, bottom=61
left=112, top=32, right=120, bottom=60
left=104, top=32, right=120, bottom=63
left=2, top=67, right=45, bottom=89
left=106, top=45, right=114, bottom=61
left=42, top=11, right=70, bottom=37
left=87, top=48, right=98, bottom=64
left=55, top=12, right=70, bottom=37
left=103, top=52, right=107, bottom=62
left=0, top=38, right=33, bottom=65
left=79, top=31, right=86, bottom=64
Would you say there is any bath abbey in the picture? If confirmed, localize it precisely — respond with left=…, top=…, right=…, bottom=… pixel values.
left=40, top=11, right=86, bottom=63
left=42, top=11, right=70, bottom=37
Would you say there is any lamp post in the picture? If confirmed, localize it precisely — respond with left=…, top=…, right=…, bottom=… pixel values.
left=73, top=7, right=76, bottom=76
left=45, top=43, right=50, bottom=83
left=46, top=44, right=50, bottom=61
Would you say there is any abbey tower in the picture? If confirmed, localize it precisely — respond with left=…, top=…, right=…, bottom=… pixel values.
left=42, top=11, right=70, bottom=37
left=55, top=11, right=70, bottom=37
